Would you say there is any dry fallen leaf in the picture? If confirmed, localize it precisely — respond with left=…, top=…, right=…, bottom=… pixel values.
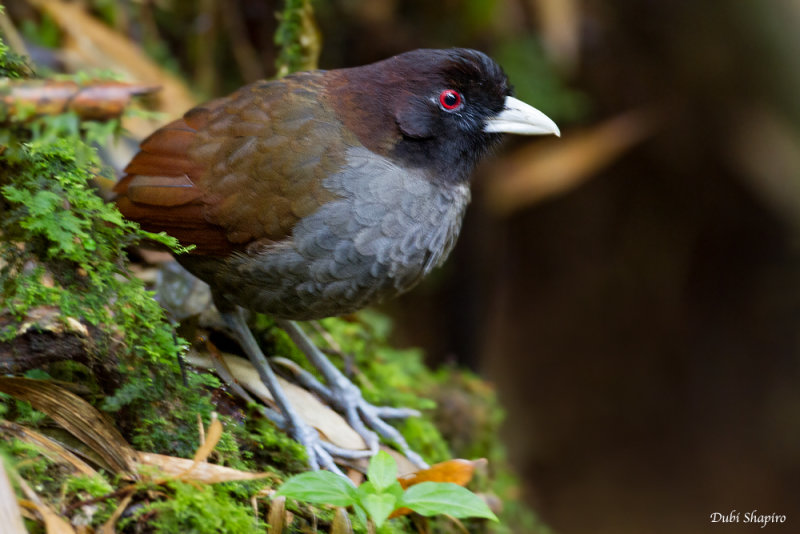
left=186, top=352, right=368, bottom=451
left=134, top=414, right=270, bottom=485
left=137, top=452, right=272, bottom=484
left=16, top=306, right=88, bottom=338
left=331, top=506, right=353, bottom=534
left=97, top=491, right=133, bottom=534
left=0, top=377, right=137, bottom=475
left=267, top=495, right=287, bottom=533
left=0, top=460, right=28, bottom=534
left=190, top=413, right=223, bottom=466
left=16, top=476, right=77, bottom=534
left=0, top=421, right=98, bottom=477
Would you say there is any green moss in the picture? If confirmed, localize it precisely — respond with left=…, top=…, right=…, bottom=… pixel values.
left=0, top=30, right=225, bottom=467
left=0, top=37, right=31, bottom=79
left=65, top=472, right=114, bottom=497
left=247, top=416, right=309, bottom=472
left=107, top=370, right=217, bottom=458
left=0, top=26, right=206, bottom=483
left=0, top=127, right=185, bottom=345
left=124, top=479, right=263, bottom=534
left=275, top=0, right=321, bottom=76
left=4, top=437, right=55, bottom=484
left=5, top=398, right=49, bottom=428
left=64, top=473, right=116, bottom=525
left=0, top=30, right=547, bottom=533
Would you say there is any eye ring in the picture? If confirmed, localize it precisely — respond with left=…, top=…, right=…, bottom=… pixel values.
left=438, top=89, right=463, bottom=111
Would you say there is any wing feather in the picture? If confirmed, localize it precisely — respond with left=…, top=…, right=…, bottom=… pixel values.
left=114, top=72, right=346, bottom=256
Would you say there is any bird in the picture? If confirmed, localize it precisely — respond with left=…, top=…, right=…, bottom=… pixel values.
left=114, top=48, right=559, bottom=474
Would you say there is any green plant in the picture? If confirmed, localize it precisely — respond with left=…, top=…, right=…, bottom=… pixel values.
left=122, top=479, right=263, bottom=534
left=276, top=451, right=497, bottom=530
left=275, top=0, right=321, bottom=77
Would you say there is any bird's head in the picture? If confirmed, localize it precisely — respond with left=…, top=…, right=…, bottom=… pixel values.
left=325, top=48, right=559, bottom=183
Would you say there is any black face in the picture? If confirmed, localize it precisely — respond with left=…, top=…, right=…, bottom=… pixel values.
left=329, top=48, right=513, bottom=185
left=389, top=49, right=513, bottom=183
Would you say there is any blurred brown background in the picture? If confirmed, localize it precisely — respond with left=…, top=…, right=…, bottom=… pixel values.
left=389, top=3, right=800, bottom=533
left=6, top=1, right=799, bottom=532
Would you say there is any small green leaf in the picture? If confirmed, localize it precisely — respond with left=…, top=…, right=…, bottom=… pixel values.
left=28, top=190, right=61, bottom=215
left=353, top=503, right=368, bottom=528
left=400, top=482, right=498, bottom=521
left=275, top=471, right=357, bottom=507
left=385, top=480, right=404, bottom=501
left=367, top=450, right=397, bottom=492
left=361, top=492, right=396, bottom=528
left=356, top=480, right=376, bottom=500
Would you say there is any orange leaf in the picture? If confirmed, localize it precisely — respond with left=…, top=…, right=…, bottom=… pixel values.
left=398, top=458, right=484, bottom=489
left=390, top=458, right=486, bottom=519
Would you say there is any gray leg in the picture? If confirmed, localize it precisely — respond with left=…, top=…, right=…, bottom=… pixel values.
left=223, top=308, right=360, bottom=474
left=276, top=319, right=429, bottom=469
left=206, top=346, right=286, bottom=427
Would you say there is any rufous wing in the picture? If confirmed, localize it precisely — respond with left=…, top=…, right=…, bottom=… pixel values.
left=115, top=73, right=346, bottom=256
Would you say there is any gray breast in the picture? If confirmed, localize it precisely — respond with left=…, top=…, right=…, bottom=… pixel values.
left=221, top=146, right=470, bottom=319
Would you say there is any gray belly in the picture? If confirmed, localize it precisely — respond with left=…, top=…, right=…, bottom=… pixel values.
left=198, top=148, right=470, bottom=320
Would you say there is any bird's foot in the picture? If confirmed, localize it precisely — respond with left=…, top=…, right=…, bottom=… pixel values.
left=288, top=415, right=372, bottom=476
left=330, top=379, right=429, bottom=469
left=275, top=320, right=430, bottom=469
left=221, top=309, right=427, bottom=473
left=221, top=309, right=372, bottom=475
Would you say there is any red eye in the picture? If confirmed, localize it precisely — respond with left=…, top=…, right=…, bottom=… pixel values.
left=439, top=89, right=463, bottom=111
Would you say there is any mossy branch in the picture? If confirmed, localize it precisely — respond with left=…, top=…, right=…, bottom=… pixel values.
left=275, top=0, right=322, bottom=77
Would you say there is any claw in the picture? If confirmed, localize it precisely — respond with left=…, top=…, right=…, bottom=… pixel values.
left=214, top=309, right=427, bottom=475
left=277, top=319, right=429, bottom=469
